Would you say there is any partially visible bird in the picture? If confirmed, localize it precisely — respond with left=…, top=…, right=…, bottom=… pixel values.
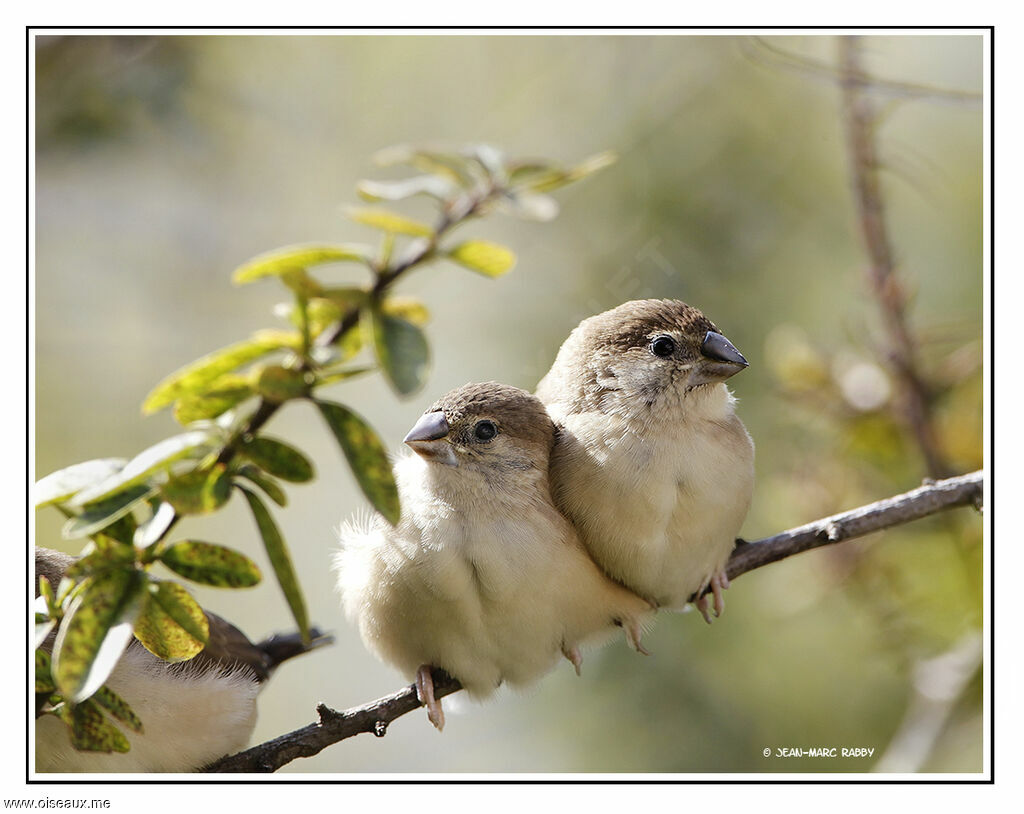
left=334, top=382, right=653, bottom=730
left=34, top=547, right=331, bottom=772
left=536, top=299, right=755, bottom=621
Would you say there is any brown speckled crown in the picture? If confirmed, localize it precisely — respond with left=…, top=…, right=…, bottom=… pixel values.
left=577, top=299, right=718, bottom=354
left=429, top=382, right=555, bottom=450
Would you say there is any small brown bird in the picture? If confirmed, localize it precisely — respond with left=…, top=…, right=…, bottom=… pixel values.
left=34, top=547, right=330, bottom=772
left=536, top=300, right=754, bottom=621
left=334, top=382, right=652, bottom=730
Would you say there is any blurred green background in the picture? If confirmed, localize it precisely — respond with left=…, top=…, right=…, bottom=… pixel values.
left=33, top=34, right=984, bottom=773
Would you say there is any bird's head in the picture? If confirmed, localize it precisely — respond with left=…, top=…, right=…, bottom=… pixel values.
left=538, top=299, right=748, bottom=419
left=403, top=382, right=555, bottom=484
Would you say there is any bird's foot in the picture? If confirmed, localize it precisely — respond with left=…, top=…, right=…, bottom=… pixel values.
left=562, top=643, right=583, bottom=676
left=415, top=665, right=445, bottom=731
left=623, top=619, right=651, bottom=656
left=694, top=571, right=730, bottom=624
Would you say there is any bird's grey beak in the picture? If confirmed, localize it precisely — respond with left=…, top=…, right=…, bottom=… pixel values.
left=404, top=411, right=458, bottom=466
left=701, top=331, right=748, bottom=367
left=690, top=331, right=749, bottom=388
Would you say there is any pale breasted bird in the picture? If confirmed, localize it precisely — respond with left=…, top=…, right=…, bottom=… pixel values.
left=34, top=547, right=331, bottom=772
left=334, top=382, right=653, bottom=730
left=535, top=299, right=754, bottom=621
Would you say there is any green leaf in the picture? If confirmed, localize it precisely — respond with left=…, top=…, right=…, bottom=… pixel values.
left=65, top=543, right=137, bottom=581
left=316, top=400, right=400, bottom=525
left=233, top=244, right=373, bottom=284
left=38, top=575, right=56, bottom=610
left=92, top=685, right=143, bottom=733
left=512, top=150, right=617, bottom=193
left=143, top=330, right=301, bottom=414
left=381, top=296, right=430, bottom=326
left=346, top=207, right=433, bottom=238
left=239, top=487, right=310, bottom=644
left=240, top=436, right=315, bottom=483
left=365, top=305, right=430, bottom=396
left=62, top=485, right=155, bottom=541
left=71, top=430, right=214, bottom=507
left=133, top=580, right=209, bottom=661
left=234, top=464, right=288, bottom=507
left=447, top=240, right=517, bottom=278
left=173, top=381, right=254, bottom=426
left=159, top=541, right=262, bottom=588
left=356, top=175, right=456, bottom=203
left=35, top=649, right=55, bottom=694
left=70, top=698, right=131, bottom=753
left=35, top=459, right=128, bottom=508
left=36, top=617, right=57, bottom=650
left=255, top=365, right=310, bottom=402
left=314, top=364, right=376, bottom=389
left=159, top=464, right=232, bottom=516
left=372, top=145, right=478, bottom=186
left=52, top=569, right=146, bottom=703
left=134, top=501, right=177, bottom=549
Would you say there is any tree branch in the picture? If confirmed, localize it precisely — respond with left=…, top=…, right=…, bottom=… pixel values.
left=838, top=36, right=949, bottom=479
left=202, top=470, right=983, bottom=773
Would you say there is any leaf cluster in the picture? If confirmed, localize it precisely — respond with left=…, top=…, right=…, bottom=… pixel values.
left=33, top=143, right=614, bottom=756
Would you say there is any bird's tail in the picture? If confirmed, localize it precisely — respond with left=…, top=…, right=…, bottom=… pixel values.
left=257, top=627, right=335, bottom=676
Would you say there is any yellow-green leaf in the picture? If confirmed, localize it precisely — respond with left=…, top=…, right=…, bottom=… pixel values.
left=65, top=543, right=137, bottom=582
left=316, top=400, right=400, bottom=525
left=134, top=501, right=177, bottom=549
left=52, top=569, right=146, bottom=703
left=515, top=150, right=617, bottom=193
left=381, top=296, right=430, bottom=326
left=69, top=698, right=131, bottom=753
left=159, top=465, right=232, bottom=516
left=447, top=240, right=517, bottom=278
left=36, top=617, right=57, bottom=651
left=92, top=685, right=143, bottom=733
left=372, top=145, right=478, bottom=186
left=233, top=244, right=373, bottom=284
left=159, top=541, right=262, bottom=588
left=239, top=486, right=310, bottom=644
left=133, top=580, right=209, bottom=661
left=70, top=431, right=214, bottom=508
left=234, top=464, right=288, bottom=508
left=35, top=459, right=128, bottom=508
left=62, top=485, right=155, bottom=541
left=346, top=207, right=433, bottom=238
left=143, top=330, right=301, bottom=415
left=365, top=305, right=430, bottom=397
left=240, top=436, right=315, bottom=483
left=35, top=649, right=55, bottom=694
left=255, top=365, right=309, bottom=403
left=356, top=175, right=456, bottom=203
left=314, top=365, right=376, bottom=388
left=173, top=380, right=254, bottom=426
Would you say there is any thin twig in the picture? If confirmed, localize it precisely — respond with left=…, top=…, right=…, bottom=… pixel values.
left=212, top=186, right=493, bottom=468
left=743, top=37, right=982, bottom=105
left=203, top=470, right=983, bottom=773
left=838, top=36, right=949, bottom=479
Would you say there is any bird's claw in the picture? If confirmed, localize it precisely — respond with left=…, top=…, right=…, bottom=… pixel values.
left=624, top=619, right=650, bottom=656
left=562, top=643, right=583, bottom=676
left=694, top=571, right=729, bottom=624
left=415, top=665, right=445, bottom=731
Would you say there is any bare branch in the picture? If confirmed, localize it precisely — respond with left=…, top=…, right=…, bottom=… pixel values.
left=722, top=470, right=982, bottom=581
left=742, top=37, right=982, bottom=105
left=838, top=35, right=950, bottom=479
left=203, top=470, right=983, bottom=773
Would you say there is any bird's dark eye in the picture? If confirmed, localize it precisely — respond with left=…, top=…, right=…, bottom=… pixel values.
left=473, top=420, right=498, bottom=442
left=650, top=336, right=676, bottom=357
